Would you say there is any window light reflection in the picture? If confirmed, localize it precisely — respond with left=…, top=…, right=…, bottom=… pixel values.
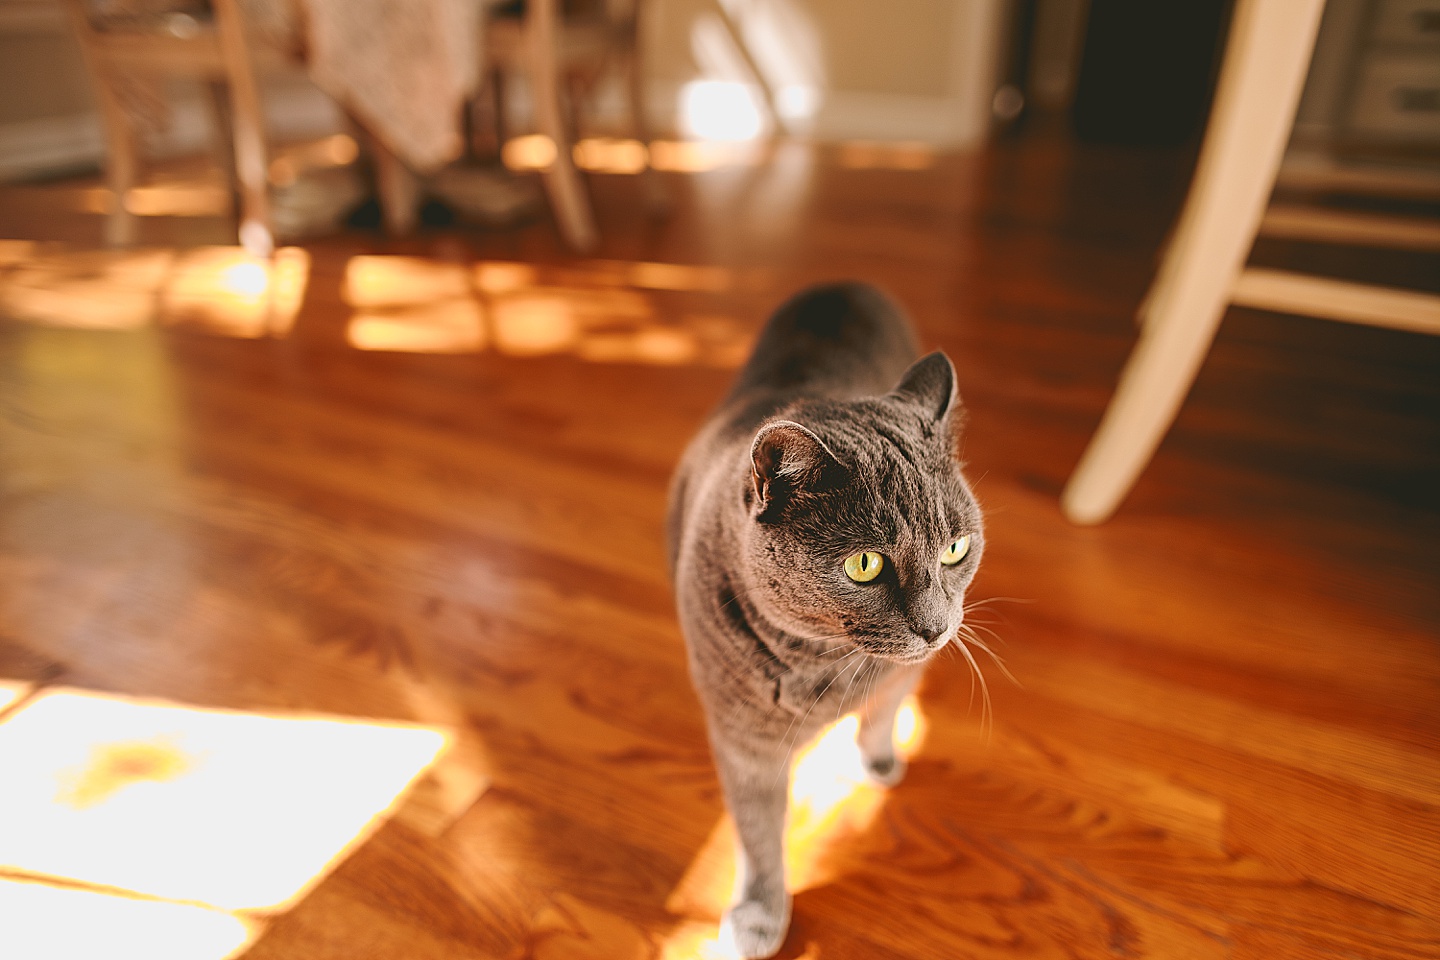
left=500, top=136, right=760, bottom=174
left=836, top=141, right=936, bottom=171
left=474, top=261, right=537, bottom=294
left=0, top=877, right=257, bottom=960
left=502, top=134, right=559, bottom=172
left=626, top=261, right=732, bottom=293
left=347, top=301, right=486, bottom=354
left=160, top=247, right=311, bottom=338
left=0, top=680, right=30, bottom=715
left=76, top=185, right=231, bottom=218
left=345, top=255, right=471, bottom=307
left=0, top=246, right=309, bottom=338
left=680, top=80, right=765, bottom=142
left=0, top=688, right=448, bottom=912
left=0, top=249, right=175, bottom=331
left=341, top=256, right=750, bottom=367
left=573, top=138, right=649, bottom=175
left=492, top=296, right=581, bottom=355
left=648, top=139, right=759, bottom=173
left=576, top=327, right=698, bottom=365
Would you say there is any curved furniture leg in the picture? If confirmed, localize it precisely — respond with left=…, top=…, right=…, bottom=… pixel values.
left=60, top=0, right=140, bottom=246
left=1061, top=0, right=1327, bottom=525
left=529, top=0, right=598, bottom=252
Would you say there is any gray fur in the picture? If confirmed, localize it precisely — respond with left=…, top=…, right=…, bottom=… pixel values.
left=667, top=282, right=985, bottom=958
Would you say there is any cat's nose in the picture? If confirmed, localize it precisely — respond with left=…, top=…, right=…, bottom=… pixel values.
left=916, top=624, right=948, bottom=645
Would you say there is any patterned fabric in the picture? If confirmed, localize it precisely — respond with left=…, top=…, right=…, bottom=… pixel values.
left=86, top=0, right=485, bottom=173
left=299, top=0, right=483, bottom=172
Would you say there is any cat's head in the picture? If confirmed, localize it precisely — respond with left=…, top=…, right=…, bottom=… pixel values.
left=740, top=352, right=983, bottom=664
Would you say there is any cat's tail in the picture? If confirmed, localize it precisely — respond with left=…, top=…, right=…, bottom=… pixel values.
left=725, top=282, right=921, bottom=403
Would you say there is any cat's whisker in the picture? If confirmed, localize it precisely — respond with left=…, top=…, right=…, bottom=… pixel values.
left=960, top=619, right=1007, bottom=641
left=963, top=596, right=1033, bottom=613
left=951, top=632, right=993, bottom=737
left=958, top=628, right=1018, bottom=687
left=958, top=621, right=1004, bottom=650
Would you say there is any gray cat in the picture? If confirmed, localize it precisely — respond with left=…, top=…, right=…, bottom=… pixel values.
left=667, top=282, right=986, bottom=958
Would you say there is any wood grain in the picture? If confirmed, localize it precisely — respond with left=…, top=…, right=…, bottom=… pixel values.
left=0, top=135, right=1437, bottom=958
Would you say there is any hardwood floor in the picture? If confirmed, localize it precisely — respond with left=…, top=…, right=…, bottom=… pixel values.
left=0, top=135, right=1437, bottom=959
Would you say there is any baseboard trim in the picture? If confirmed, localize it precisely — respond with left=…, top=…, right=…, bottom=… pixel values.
left=0, top=78, right=344, bottom=183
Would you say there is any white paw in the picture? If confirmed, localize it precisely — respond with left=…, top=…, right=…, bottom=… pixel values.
left=720, top=895, right=791, bottom=959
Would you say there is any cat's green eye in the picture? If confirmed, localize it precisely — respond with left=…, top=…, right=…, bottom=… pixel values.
left=940, top=535, right=971, bottom=566
left=843, top=551, right=885, bottom=583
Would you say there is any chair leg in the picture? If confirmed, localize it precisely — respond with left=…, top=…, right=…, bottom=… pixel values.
left=212, top=0, right=273, bottom=254
left=528, top=0, right=598, bottom=251
left=370, top=132, right=421, bottom=236
left=59, top=0, right=140, bottom=246
left=100, top=101, right=141, bottom=247
left=1060, top=0, right=1327, bottom=525
left=204, top=80, right=239, bottom=217
left=493, top=69, right=508, bottom=151
left=627, top=0, right=667, bottom=214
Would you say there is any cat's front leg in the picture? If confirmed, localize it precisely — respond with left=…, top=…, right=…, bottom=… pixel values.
left=711, top=738, right=792, bottom=959
left=856, top=664, right=922, bottom=787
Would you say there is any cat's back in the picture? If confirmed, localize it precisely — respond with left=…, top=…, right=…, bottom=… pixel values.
left=725, top=282, right=920, bottom=417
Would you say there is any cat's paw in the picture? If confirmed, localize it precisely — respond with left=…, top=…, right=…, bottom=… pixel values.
left=862, top=751, right=908, bottom=787
left=720, top=894, right=791, bottom=959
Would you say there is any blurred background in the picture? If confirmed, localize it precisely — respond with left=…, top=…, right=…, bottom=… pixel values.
left=0, top=2, right=1437, bottom=959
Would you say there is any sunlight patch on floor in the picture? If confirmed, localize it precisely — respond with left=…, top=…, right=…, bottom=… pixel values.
left=0, top=680, right=32, bottom=716
left=347, top=301, right=487, bottom=353
left=75, top=184, right=231, bottom=219
left=161, top=247, right=310, bottom=337
left=0, top=877, right=258, bottom=960
left=338, top=254, right=752, bottom=365
left=0, top=687, right=447, bottom=913
left=344, top=256, right=484, bottom=354
left=648, top=140, right=764, bottom=173
left=662, top=698, right=927, bottom=956
left=835, top=141, right=937, bottom=171
left=0, top=246, right=310, bottom=337
left=499, top=135, right=763, bottom=174
left=572, top=137, right=650, bottom=175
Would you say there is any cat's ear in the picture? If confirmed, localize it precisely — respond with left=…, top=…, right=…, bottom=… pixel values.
left=891, top=351, right=958, bottom=423
left=750, top=420, right=844, bottom=513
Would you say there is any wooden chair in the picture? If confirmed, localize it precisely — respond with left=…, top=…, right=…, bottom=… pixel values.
left=477, top=0, right=660, bottom=252
left=1061, top=0, right=1440, bottom=525
left=61, top=0, right=278, bottom=254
